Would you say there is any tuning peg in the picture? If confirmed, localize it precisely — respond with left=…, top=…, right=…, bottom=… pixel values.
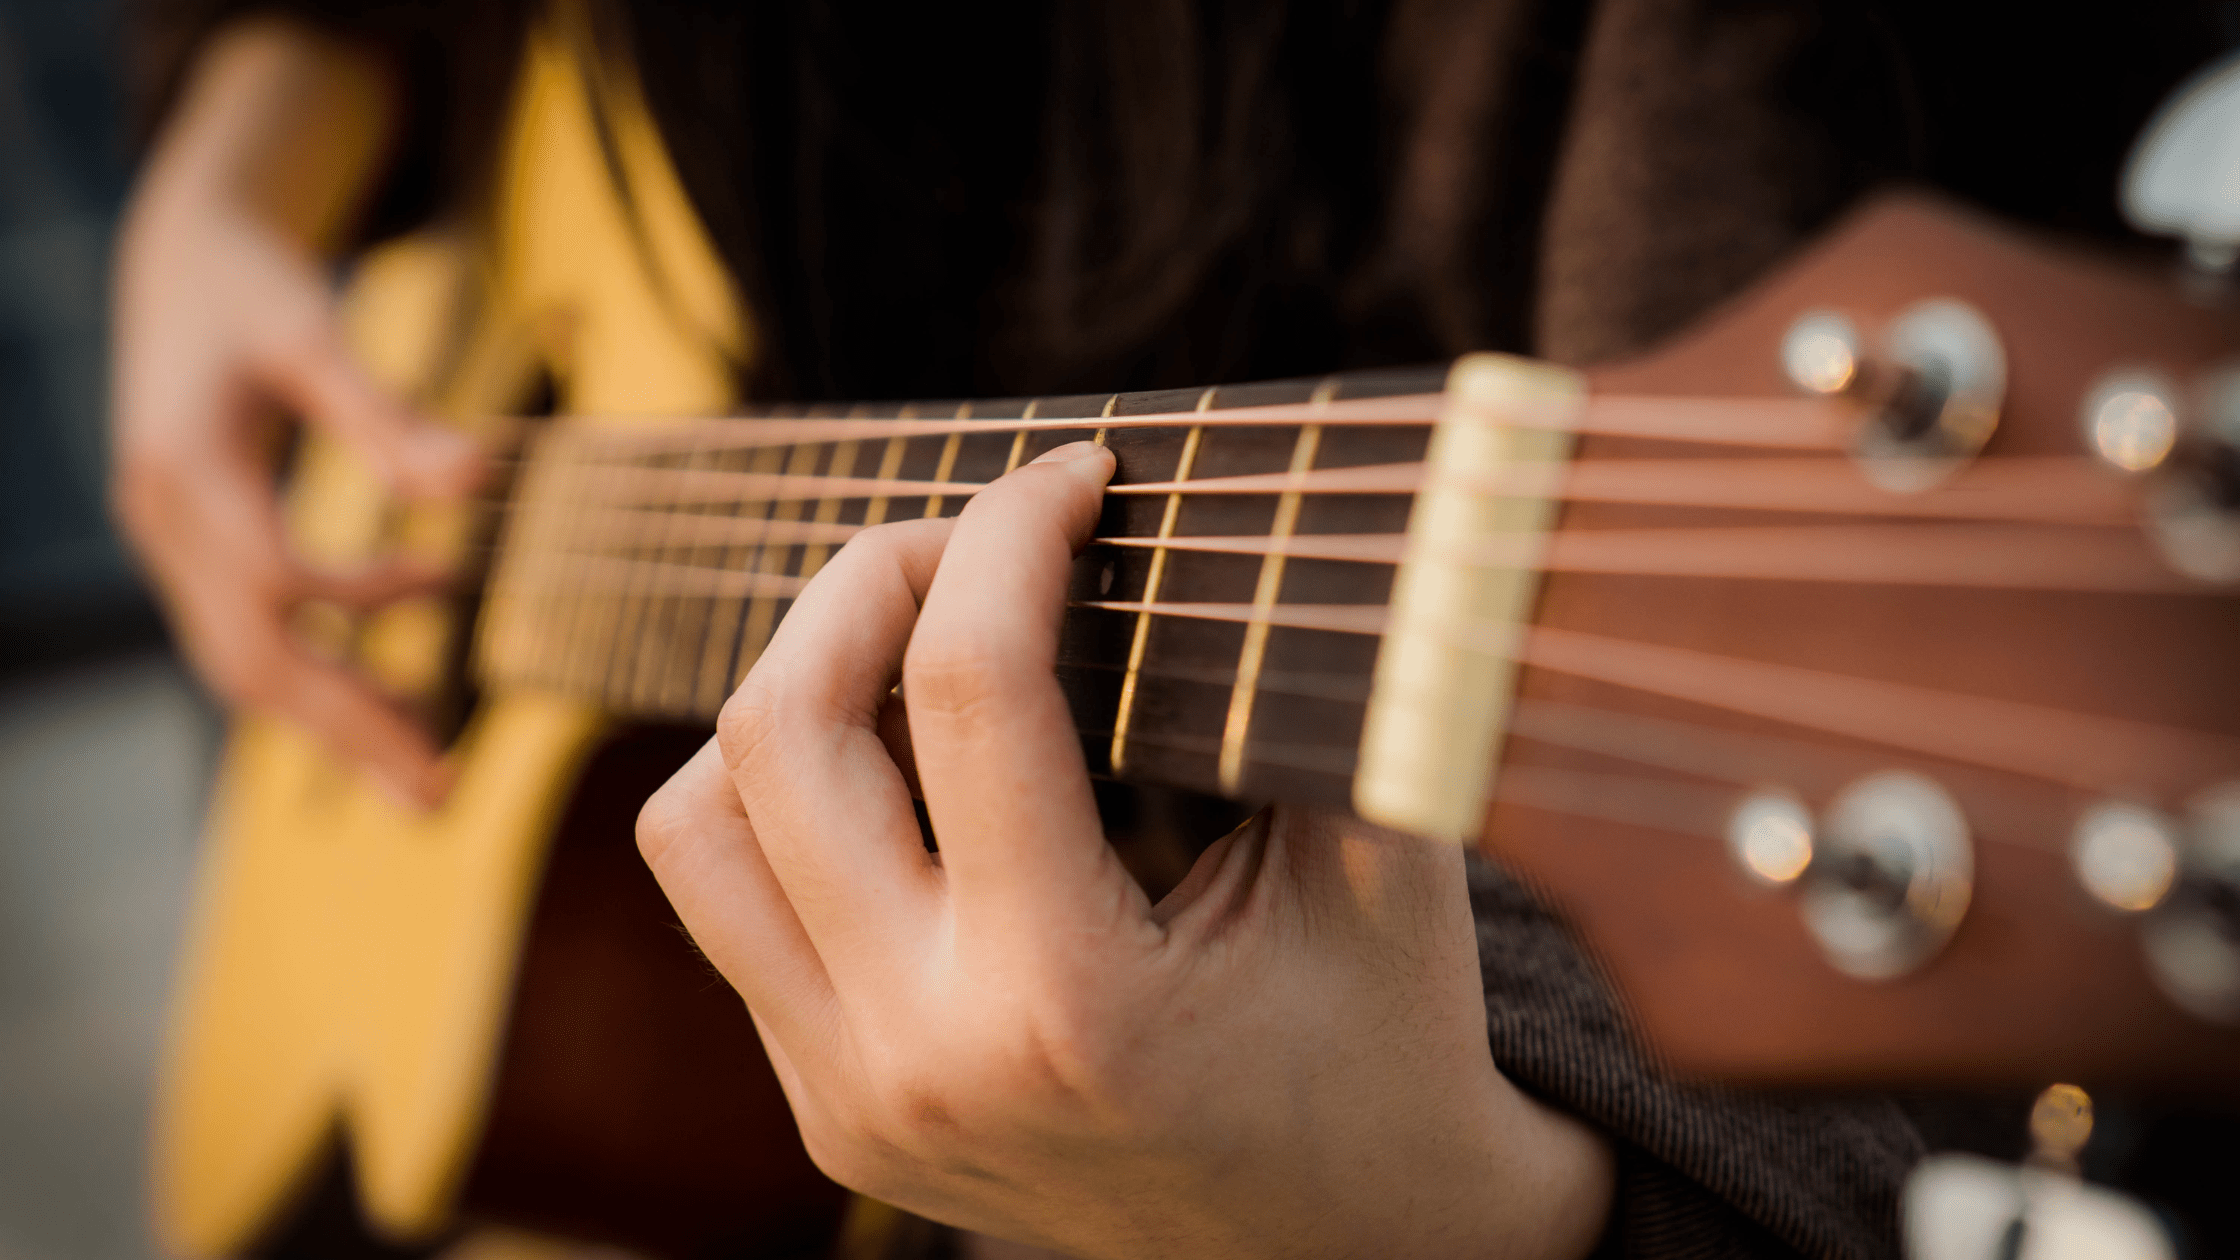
left=1725, top=773, right=1974, bottom=981
left=2123, top=50, right=2240, bottom=276
left=2139, top=784, right=2240, bottom=1024
left=2078, top=369, right=2181, bottom=474
left=1781, top=301, right=2005, bottom=494
left=1904, top=1084, right=2174, bottom=1260
left=2070, top=800, right=2181, bottom=913
left=1726, top=788, right=1815, bottom=886
left=2141, top=363, right=2240, bottom=581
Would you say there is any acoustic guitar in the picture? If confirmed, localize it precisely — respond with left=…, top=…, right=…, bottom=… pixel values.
left=153, top=9, right=2240, bottom=1260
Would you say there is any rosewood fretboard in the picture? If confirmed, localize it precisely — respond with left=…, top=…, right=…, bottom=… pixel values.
left=479, top=366, right=1450, bottom=808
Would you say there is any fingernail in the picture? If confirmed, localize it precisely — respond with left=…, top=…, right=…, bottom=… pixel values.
left=1029, top=441, right=1114, bottom=477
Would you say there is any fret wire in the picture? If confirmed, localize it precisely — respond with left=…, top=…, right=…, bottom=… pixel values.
left=653, top=433, right=746, bottom=713
left=504, top=435, right=555, bottom=688
left=735, top=440, right=824, bottom=691
left=604, top=439, right=696, bottom=707
left=477, top=432, right=538, bottom=685
left=1218, top=391, right=1333, bottom=793
left=574, top=443, right=644, bottom=704
left=1094, top=392, right=1116, bottom=446
left=1002, top=428, right=1028, bottom=473
left=859, top=426, right=913, bottom=528
left=797, top=437, right=861, bottom=584
left=472, top=439, right=528, bottom=687
left=554, top=436, right=618, bottom=697
left=529, top=436, right=587, bottom=690
left=1110, top=390, right=1212, bottom=774
left=922, top=405, right=968, bottom=518
left=694, top=442, right=786, bottom=712
left=626, top=438, right=719, bottom=711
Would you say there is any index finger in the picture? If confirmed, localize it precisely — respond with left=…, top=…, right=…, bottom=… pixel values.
left=903, top=442, right=1145, bottom=937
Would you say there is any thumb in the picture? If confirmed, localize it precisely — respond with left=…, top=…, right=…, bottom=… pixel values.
left=255, top=318, right=484, bottom=498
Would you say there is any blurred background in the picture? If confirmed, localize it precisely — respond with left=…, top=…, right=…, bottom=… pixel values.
left=1, top=3, right=220, bottom=1258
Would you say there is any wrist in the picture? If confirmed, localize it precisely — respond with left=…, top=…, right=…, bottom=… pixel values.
left=133, top=17, right=397, bottom=255
left=1297, top=1073, right=1614, bottom=1260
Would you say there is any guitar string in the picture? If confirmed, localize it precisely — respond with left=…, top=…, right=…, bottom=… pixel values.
left=476, top=392, right=1858, bottom=453
left=469, top=452, right=2136, bottom=528
left=483, top=519, right=2198, bottom=595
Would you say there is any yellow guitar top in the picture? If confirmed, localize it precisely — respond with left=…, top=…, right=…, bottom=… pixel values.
left=153, top=5, right=748, bottom=1252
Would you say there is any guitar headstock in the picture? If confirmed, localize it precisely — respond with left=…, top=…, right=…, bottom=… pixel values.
left=1481, top=192, right=2240, bottom=1089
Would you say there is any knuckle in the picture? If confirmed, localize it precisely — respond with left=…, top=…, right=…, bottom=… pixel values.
left=1016, top=1006, right=1124, bottom=1110
left=844, top=518, right=934, bottom=561
left=633, top=780, right=694, bottom=869
left=900, top=641, right=1015, bottom=728
left=714, top=677, right=786, bottom=772
left=865, top=1062, right=968, bottom=1142
left=796, top=1119, right=883, bottom=1198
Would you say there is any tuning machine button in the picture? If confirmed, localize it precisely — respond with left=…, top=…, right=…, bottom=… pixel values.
left=1780, top=311, right=1863, bottom=397
left=1727, top=788, right=1815, bottom=886
left=1725, top=773, right=1974, bottom=980
left=2122, top=48, right=2240, bottom=280
left=1782, top=302, right=2006, bottom=494
left=2079, top=369, right=2182, bottom=474
left=2142, top=363, right=2240, bottom=582
left=2070, top=801, right=2181, bottom=913
left=2140, top=785, right=2240, bottom=1024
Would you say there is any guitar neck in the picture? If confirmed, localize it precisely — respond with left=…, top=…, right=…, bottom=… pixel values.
left=470, top=194, right=2240, bottom=1087
left=478, top=365, right=1453, bottom=810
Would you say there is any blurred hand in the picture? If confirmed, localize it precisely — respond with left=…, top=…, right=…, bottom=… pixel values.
left=638, top=443, right=1615, bottom=1260
left=111, top=21, right=480, bottom=808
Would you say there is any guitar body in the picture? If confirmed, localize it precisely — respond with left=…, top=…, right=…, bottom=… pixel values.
left=155, top=14, right=840, bottom=1256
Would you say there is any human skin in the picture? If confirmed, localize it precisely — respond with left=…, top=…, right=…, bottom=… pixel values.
left=111, top=19, right=480, bottom=808
left=638, top=442, right=1617, bottom=1260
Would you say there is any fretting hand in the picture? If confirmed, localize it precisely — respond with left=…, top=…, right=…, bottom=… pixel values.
left=638, top=441, right=1614, bottom=1260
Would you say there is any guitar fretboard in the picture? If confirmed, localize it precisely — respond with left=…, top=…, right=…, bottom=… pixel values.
left=478, top=366, right=1448, bottom=807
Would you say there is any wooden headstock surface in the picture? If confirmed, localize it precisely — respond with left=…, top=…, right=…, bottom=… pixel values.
left=1488, top=193, right=2240, bottom=1090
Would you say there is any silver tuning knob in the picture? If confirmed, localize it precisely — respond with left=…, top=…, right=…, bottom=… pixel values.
left=2123, top=49, right=2240, bottom=276
left=1782, top=302, right=2006, bottom=494
left=1726, top=773, right=1975, bottom=981
left=2140, top=785, right=2240, bottom=1024
left=2070, top=801, right=2182, bottom=914
left=2142, top=363, right=2240, bottom=583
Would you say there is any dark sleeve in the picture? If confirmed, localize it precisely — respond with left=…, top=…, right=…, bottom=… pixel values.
left=129, top=0, right=530, bottom=246
left=1469, top=857, right=1922, bottom=1260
